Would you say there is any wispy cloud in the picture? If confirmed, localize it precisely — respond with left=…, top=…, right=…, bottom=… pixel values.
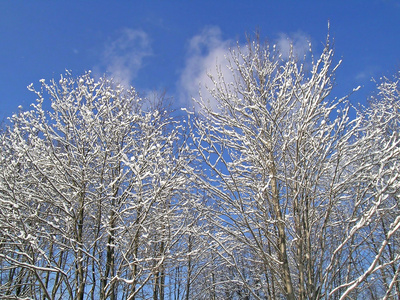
left=178, top=26, right=232, bottom=111
left=355, top=65, right=379, bottom=83
left=276, top=32, right=311, bottom=60
left=178, top=28, right=313, bottom=111
left=100, top=28, right=152, bottom=87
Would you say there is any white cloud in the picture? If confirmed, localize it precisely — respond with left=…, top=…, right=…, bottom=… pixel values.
left=178, top=26, right=233, bottom=111
left=355, top=71, right=368, bottom=81
left=276, top=32, right=311, bottom=60
left=178, top=28, right=313, bottom=111
left=101, top=28, right=152, bottom=87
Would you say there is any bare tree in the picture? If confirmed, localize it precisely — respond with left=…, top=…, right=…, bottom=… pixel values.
left=1, top=34, right=400, bottom=300
left=190, top=35, right=400, bottom=299
left=0, top=72, right=193, bottom=300
left=325, top=73, right=400, bottom=299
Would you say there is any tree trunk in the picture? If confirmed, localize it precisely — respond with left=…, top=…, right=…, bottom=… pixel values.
left=268, top=153, right=295, bottom=300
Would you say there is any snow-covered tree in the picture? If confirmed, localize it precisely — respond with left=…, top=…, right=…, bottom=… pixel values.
left=190, top=36, right=400, bottom=299
left=1, top=34, right=400, bottom=300
left=325, top=73, right=400, bottom=299
left=0, top=72, right=194, bottom=300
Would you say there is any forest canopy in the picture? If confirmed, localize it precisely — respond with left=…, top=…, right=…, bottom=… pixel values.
left=1, top=35, right=400, bottom=299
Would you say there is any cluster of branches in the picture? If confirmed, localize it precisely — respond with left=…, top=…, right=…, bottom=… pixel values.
left=1, top=35, right=400, bottom=299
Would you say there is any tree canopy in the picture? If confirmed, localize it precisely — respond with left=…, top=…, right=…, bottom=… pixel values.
left=1, top=37, right=400, bottom=299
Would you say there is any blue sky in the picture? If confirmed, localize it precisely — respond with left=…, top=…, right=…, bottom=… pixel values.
left=1, top=1, right=400, bottom=120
